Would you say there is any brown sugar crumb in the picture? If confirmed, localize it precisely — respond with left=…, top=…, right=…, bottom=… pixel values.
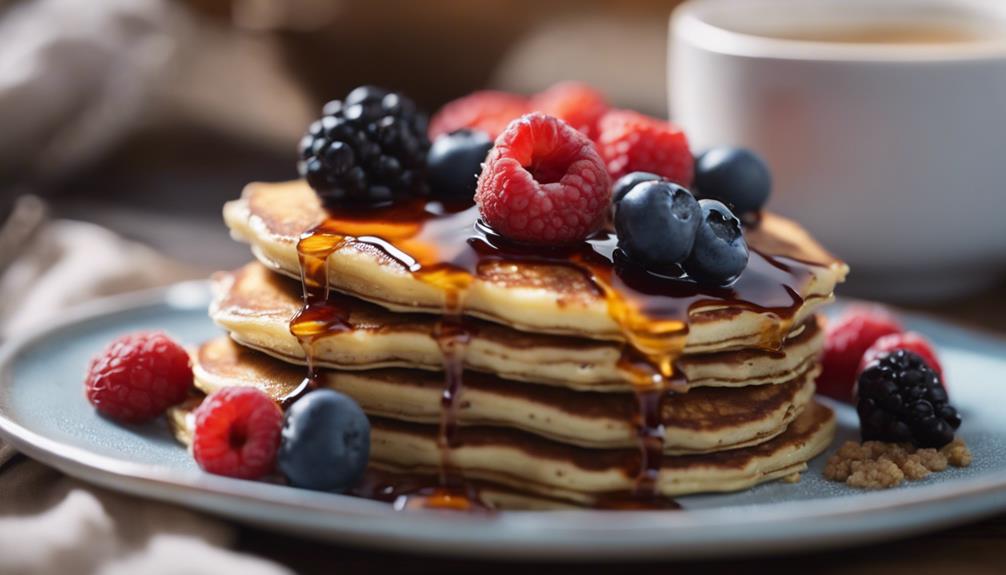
left=942, top=439, right=972, bottom=467
left=823, top=438, right=972, bottom=489
left=914, top=448, right=948, bottom=472
left=823, top=455, right=853, bottom=482
left=847, top=458, right=904, bottom=489
left=898, top=457, right=931, bottom=481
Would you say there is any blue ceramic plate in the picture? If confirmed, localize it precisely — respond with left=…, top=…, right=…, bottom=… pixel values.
left=1, top=281, right=1005, bottom=560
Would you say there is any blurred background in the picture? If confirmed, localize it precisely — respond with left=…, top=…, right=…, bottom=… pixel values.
left=0, top=0, right=1003, bottom=328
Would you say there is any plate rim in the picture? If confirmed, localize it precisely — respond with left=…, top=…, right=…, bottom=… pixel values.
left=2, top=281, right=1006, bottom=560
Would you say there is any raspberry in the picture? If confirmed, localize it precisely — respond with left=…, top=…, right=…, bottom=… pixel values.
left=596, top=109, right=694, bottom=185
left=818, top=306, right=903, bottom=403
left=428, top=90, right=530, bottom=140
left=84, top=331, right=193, bottom=423
left=530, top=82, right=609, bottom=140
left=475, top=113, right=611, bottom=244
left=860, top=332, right=944, bottom=384
left=192, top=387, right=282, bottom=479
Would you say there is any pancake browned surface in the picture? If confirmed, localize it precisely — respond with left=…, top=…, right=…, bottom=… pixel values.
left=168, top=394, right=835, bottom=505
left=193, top=337, right=819, bottom=454
left=224, top=181, right=848, bottom=350
left=213, top=262, right=826, bottom=391
left=369, top=402, right=834, bottom=503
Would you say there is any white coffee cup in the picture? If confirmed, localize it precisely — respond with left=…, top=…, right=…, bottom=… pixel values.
left=670, top=0, right=1006, bottom=301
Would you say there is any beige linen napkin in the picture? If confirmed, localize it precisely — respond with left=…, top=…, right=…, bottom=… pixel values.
left=0, top=218, right=291, bottom=575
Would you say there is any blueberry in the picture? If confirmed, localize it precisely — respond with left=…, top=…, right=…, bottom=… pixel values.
left=684, top=199, right=749, bottom=284
left=612, top=171, right=665, bottom=204
left=427, top=129, right=493, bottom=201
left=615, top=181, right=701, bottom=274
left=693, top=147, right=771, bottom=216
left=277, top=389, right=370, bottom=492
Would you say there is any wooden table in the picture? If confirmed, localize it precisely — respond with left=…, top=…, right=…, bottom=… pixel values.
left=230, top=281, right=1006, bottom=574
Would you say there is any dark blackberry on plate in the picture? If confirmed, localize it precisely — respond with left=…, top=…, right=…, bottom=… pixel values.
left=856, top=349, right=961, bottom=448
left=299, top=85, right=430, bottom=206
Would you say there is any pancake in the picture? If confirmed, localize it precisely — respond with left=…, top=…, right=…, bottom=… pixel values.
left=193, top=337, right=818, bottom=454
left=224, top=181, right=848, bottom=352
left=213, top=263, right=825, bottom=391
left=167, top=395, right=835, bottom=506
left=367, top=402, right=834, bottom=504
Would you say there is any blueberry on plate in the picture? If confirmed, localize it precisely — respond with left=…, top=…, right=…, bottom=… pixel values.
left=611, top=171, right=665, bottom=204
left=277, top=389, right=370, bottom=492
left=615, top=181, right=701, bottom=274
left=684, top=199, right=749, bottom=284
left=693, top=147, right=771, bottom=216
left=427, top=129, right=494, bottom=201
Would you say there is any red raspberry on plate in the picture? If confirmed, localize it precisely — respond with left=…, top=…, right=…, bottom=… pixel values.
left=428, top=90, right=530, bottom=140
left=84, top=331, right=193, bottom=423
left=530, top=82, right=609, bottom=140
left=475, top=112, right=611, bottom=245
left=859, top=331, right=944, bottom=385
left=817, top=305, right=903, bottom=403
left=192, top=387, right=282, bottom=479
left=596, top=109, right=693, bottom=185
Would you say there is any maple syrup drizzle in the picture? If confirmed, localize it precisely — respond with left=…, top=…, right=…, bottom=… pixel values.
left=289, top=198, right=821, bottom=510
left=394, top=268, right=481, bottom=510
left=285, top=231, right=350, bottom=408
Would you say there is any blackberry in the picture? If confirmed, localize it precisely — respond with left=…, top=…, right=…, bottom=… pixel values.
left=298, top=85, right=430, bottom=206
left=856, top=349, right=961, bottom=448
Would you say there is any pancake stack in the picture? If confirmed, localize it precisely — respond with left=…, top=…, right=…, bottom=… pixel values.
left=172, top=180, right=848, bottom=509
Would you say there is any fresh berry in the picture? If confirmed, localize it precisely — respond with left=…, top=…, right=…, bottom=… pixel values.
left=683, top=199, right=749, bottom=284
left=856, top=350, right=961, bottom=448
left=428, top=90, right=530, bottom=141
left=693, top=147, right=772, bottom=216
left=615, top=181, right=700, bottom=274
left=84, top=331, right=192, bottom=423
left=611, top=171, right=665, bottom=204
left=298, top=85, right=429, bottom=206
left=192, top=387, right=283, bottom=479
left=475, top=113, right=611, bottom=244
left=427, top=129, right=493, bottom=202
left=860, top=332, right=944, bottom=384
left=596, top=109, right=693, bottom=185
left=529, top=82, right=609, bottom=140
left=818, top=306, right=903, bottom=403
left=278, top=389, right=370, bottom=492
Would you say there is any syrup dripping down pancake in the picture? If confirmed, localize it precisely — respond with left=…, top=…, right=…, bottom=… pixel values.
left=224, top=181, right=848, bottom=348
left=192, top=337, right=820, bottom=455
left=212, top=263, right=825, bottom=391
left=168, top=394, right=834, bottom=506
